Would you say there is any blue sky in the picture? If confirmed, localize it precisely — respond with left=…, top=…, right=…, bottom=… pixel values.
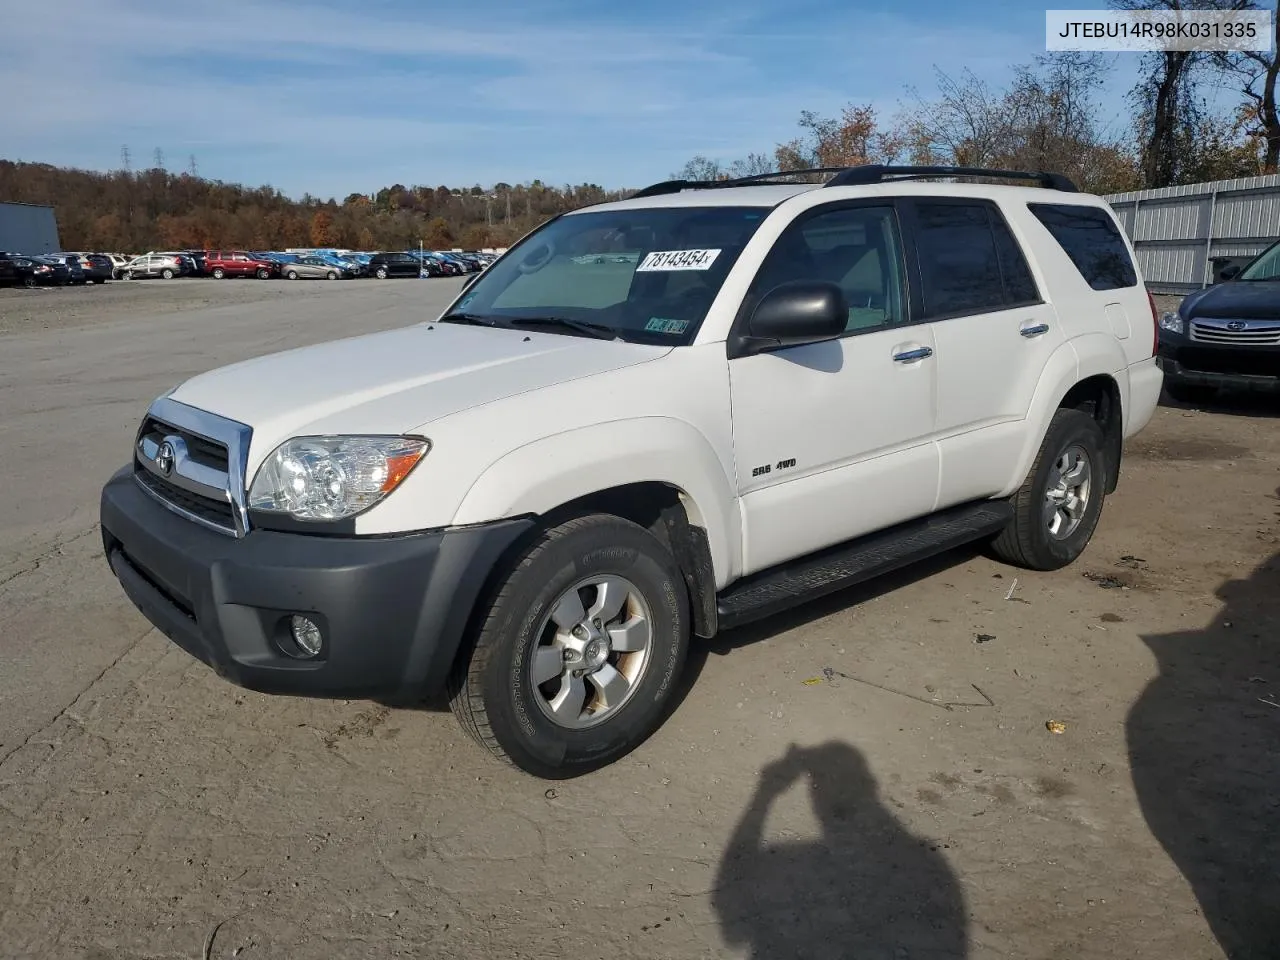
left=0, top=0, right=1152, bottom=200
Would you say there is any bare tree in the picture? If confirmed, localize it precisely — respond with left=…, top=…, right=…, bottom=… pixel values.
left=1110, top=0, right=1255, bottom=187
left=1214, top=0, right=1279, bottom=171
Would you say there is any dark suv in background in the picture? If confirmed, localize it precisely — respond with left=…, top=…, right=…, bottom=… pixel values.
left=1158, top=239, right=1280, bottom=402
left=368, top=252, right=423, bottom=279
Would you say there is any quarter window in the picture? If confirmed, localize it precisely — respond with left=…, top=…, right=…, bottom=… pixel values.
left=1027, top=202, right=1137, bottom=290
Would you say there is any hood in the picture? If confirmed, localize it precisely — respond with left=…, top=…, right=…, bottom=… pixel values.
left=170, top=322, right=669, bottom=461
left=1181, top=280, right=1280, bottom=321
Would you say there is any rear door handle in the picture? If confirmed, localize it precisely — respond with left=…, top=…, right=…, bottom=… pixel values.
left=892, top=346, right=933, bottom=363
left=1020, top=322, right=1050, bottom=338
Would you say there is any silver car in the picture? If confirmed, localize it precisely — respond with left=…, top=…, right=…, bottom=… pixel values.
left=119, top=253, right=186, bottom=280
left=281, top=256, right=354, bottom=280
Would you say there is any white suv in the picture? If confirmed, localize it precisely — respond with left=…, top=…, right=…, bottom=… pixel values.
left=99, top=165, right=1164, bottom=777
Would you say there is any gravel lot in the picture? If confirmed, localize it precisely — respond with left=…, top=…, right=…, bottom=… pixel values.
left=1, top=281, right=1277, bottom=959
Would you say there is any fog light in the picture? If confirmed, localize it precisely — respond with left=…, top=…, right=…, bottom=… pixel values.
left=289, top=615, right=323, bottom=658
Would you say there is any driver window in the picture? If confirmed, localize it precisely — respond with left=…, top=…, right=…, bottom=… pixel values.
left=751, top=205, right=907, bottom=333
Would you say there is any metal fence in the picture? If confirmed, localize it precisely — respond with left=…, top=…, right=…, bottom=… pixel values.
left=1104, top=174, right=1280, bottom=295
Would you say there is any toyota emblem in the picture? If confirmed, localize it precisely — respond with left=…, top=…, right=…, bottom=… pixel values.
left=1227, top=321, right=1247, bottom=331
left=155, top=441, right=175, bottom=476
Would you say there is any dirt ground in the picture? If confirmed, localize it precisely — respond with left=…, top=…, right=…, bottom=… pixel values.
left=1, top=282, right=1277, bottom=960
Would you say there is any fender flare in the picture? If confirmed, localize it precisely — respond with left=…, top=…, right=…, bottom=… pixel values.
left=1000, top=333, right=1128, bottom=498
left=451, top=417, right=742, bottom=587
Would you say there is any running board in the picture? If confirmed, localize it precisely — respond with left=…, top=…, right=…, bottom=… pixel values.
left=715, top=500, right=1014, bottom=631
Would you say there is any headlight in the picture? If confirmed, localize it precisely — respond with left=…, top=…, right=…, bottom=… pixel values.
left=248, top=435, right=430, bottom=521
left=1158, top=312, right=1184, bottom=335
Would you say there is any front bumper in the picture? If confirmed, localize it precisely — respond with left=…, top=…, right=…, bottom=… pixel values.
left=1158, top=339, right=1280, bottom=392
left=100, top=466, right=531, bottom=700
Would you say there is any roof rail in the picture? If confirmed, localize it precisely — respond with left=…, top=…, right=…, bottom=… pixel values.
left=629, top=168, right=844, bottom=198
left=824, top=164, right=1078, bottom=192
left=629, top=165, right=1078, bottom=199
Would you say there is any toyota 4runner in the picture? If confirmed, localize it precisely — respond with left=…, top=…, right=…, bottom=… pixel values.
left=99, top=165, right=1164, bottom=778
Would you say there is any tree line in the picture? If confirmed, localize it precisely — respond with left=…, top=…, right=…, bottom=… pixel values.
left=0, top=159, right=629, bottom=254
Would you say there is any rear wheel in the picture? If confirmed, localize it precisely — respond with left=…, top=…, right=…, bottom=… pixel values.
left=991, top=408, right=1107, bottom=572
left=161, top=268, right=174, bottom=279
left=286, top=270, right=299, bottom=280
left=211, top=267, right=225, bottom=279
left=375, top=267, right=388, bottom=279
left=325, top=270, right=337, bottom=280
left=450, top=514, right=690, bottom=778
left=256, top=268, right=270, bottom=280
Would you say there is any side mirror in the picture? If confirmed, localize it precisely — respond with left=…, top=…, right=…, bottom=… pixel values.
left=1219, top=263, right=1242, bottom=282
left=735, top=280, right=847, bottom=357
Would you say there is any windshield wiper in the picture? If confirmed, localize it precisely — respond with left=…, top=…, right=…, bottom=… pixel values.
left=438, top=311, right=512, bottom=328
left=504, top=316, right=620, bottom=340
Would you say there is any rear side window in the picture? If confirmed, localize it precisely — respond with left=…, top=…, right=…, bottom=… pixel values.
left=911, top=201, right=1040, bottom=318
left=1027, top=202, right=1137, bottom=290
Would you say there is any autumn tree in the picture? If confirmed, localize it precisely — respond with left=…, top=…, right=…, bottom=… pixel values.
left=309, top=209, right=336, bottom=246
left=422, top=216, right=454, bottom=248
left=1215, top=0, right=1280, bottom=171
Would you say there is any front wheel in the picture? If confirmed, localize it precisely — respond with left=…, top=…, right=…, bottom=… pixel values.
left=122, top=271, right=133, bottom=281
left=161, top=268, right=174, bottom=279
left=325, top=270, right=337, bottom=280
left=450, top=514, right=690, bottom=778
left=211, top=267, right=225, bottom=279
left=256, top=268, right=270, bottom=280
left=286, top=270, right=298, bottom=280
left=991, top=408, right=1106, bottom=571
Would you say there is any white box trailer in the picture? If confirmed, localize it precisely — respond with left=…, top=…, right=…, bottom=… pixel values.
left=0, top=201, right=60, bottom=254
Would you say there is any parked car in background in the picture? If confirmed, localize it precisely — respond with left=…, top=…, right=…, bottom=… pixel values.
left=1158, top=238, right=1280, bottom=402
left=281, top=255, right=357, bottom=280
left=25, top=256, right=72, bottom=285
left=61, top=252, right=114, bottom=283
left=0, top=251, right=22, bottom=286
left=107, top=254, right=132, bottom=278
left=119, top=253, right=188, bottom=280
left=41, top=254, right=87, bottom=284
left=205, top=251, right=277, bottom=280
left=314, top=252, right=367, bottom=277
left=367, top=252, right=423, bottom=278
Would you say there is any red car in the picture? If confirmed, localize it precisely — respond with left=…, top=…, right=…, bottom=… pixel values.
left=204, top=250, right=277, bottom=280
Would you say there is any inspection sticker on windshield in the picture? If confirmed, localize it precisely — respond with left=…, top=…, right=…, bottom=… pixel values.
left=645, top=317, right=689, bottom=334
left=636, top=248, right=721, bottom=272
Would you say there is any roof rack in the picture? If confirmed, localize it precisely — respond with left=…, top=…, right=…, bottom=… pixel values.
left=629, top=168, right=848, bottom=199
left=824, top=164, right=1078, bottom=192
left=630, top=164, right=1078, bottom=198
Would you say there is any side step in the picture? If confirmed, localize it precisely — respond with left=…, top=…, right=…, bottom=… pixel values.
left=715, top=499, right=1013, bottom=631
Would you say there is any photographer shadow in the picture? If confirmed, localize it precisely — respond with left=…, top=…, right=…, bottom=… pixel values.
left=1127, top=546, right=1280, bottom=959
left=714, top=741, right=967, bottom=959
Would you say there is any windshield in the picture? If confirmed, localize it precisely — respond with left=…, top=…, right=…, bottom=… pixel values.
left=1239, top=241, right=1280, bottom=281
left=445, top=205, right=769, bottom=343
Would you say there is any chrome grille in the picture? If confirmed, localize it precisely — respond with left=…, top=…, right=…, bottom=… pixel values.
left=132, top=398, right=253, bottom=537
left=1190, top=319, right=1280, bottom=345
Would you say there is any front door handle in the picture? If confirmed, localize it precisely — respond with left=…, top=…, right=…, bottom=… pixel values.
left=1020, top=322, right=1050, bottom=338
left=893, top=346, right=934, bottom=363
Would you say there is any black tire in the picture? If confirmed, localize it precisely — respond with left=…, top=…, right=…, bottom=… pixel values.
left=286, top=270, right=299, bottom=280
left=325, top=270, right=337, bottom=280
left=449, top=514, right=690, bottom=778
left=257, top=268, right=270, bottom=280
left=211, top=267, right=225, bottom=279
left=1165, top=381, right=1215, bottom=406
left=92, top=278, right=106, bottom=284
left=375, top=267, right=388, bottom=279
left=161, top=268, right=174, bottom=279
left=990, top=408, right=1107, bottom=572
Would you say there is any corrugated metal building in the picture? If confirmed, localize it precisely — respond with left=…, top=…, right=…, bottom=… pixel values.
left=0, top=201, right=61, bottom=254
left=1104, top=175, right=1280, bottom=295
